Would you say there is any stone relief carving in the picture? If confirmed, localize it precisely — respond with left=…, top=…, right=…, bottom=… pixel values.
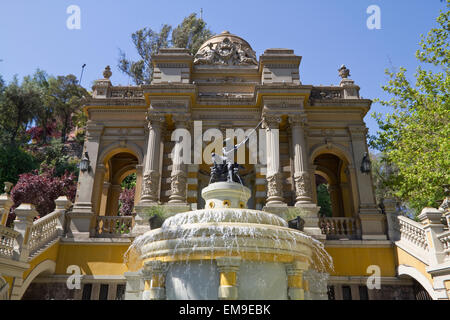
left=141, top=170, right=160, bottom=200
left=170, top=171, right=187, bottom=199
left=267, top=173, right=283, bottom=198
left=310, top=89, right=343, bottom=100
left=294, top=172, right=312, bottom=198
left=194, top=37, right=258, bottom=66
left=338, top=65, right=350, bottom=79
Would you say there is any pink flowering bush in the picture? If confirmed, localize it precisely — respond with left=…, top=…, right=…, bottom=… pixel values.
left=10, top=166, right=77, bottom=219
left=119, top=187, right=135, bottom=216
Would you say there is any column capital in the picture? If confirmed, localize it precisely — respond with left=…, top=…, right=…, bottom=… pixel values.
left=288, top=113, right=307, bottom=127
left=348, top=125, right=368, bottom=139
left=216, top=256, right=241, bottom=273
left=146, top=113, right=166, bottom=130
left=143, top=260, right=168, bottom=275
left=172, top=113, right=191, bottom=128
left=285, top=260, right=309, bottom=275
left=262, top=114, right=282, bottom=129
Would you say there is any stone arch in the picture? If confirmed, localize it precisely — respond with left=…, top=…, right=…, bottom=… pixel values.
left=98, top=141, right=144, bottom=166
left=397, top=264, right=438, bottom=300
left=14, top=260, right=56, bottom=300
left=310, top=143, right=356, bottom=218
left=309, top=143, right=353, bottom=166
left=112, top=164, right=138, bottom=186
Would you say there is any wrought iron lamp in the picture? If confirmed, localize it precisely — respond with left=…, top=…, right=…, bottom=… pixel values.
left=360, top=152, right=371, bottom=174
left=80, top=152, right=90, bottom=173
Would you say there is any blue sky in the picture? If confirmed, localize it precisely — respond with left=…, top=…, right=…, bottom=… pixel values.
left=0, top=1, right=445, bottom=139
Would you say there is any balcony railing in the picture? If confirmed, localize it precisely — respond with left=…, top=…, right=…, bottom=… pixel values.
left=28, top=210, right=61, bottom=256
left=94, top=215, right=134, bottom=237
left=0, top=225, right=20, bottom=258
left=319, top=217, right=361, bottom=240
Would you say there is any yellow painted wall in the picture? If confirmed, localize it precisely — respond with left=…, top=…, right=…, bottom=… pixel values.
left=325, top=246, right=397, bottom=277
left=54, top=243, right=136, bottom=276
left=395, top=246, right=433, bottom=285
left=24, top=241, right=60, bottom=280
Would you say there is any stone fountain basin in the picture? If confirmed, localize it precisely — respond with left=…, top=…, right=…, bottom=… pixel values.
left=135, top=208, right=319, bottom=264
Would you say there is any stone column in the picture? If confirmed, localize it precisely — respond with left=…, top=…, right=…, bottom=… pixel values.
left=288, top=114, right=313, bottom=205
left=168, top=117, right=189, bottom=205
left=99, top=182, right=111, bottom=216
left=262, top=115, right=285, bottom=206
left=140, top=114, right=165, bottom=204
left=286, top=260, right=309, bottom=300
left=142, top=260, right=167, bottom=300
left=108, top=185, right=123, bottom=216
left=216, top=256, right=241, bottom=300
left=133, top=115, right=165, bottom=235
left=134, top=165, right=144, bottom=205
left=0, top=182, right=13, bottom=226
left=92, top=164, right=106, bottom=216
left=70, top=123, right=103, bottom=238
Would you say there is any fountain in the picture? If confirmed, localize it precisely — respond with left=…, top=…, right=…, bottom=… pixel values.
left=126, top=179, right=332, bottom=300
left=125, top=136, right=332, bottom=300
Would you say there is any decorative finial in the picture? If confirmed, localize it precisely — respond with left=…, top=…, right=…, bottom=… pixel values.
left=221, top=30, right=230, bottom=34
left=103, top=65, right=112, bottom=79
left=338, top=65, right=350, bottom=79
left=4, top=182, right=13, bottom=194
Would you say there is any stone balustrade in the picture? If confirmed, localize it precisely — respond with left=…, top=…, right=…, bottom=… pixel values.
left=28, top=210, right=61, bottom=256
left=437, top=231, right=450, bottom=261
left=319, top=217, right=361, bottom=240
left=95, top=215, right=134, bottom=237
left=0, top=225, right=20, bottom=258
left=398, top=216, right=429, bottom=252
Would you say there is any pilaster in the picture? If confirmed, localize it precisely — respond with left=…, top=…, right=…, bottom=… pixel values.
left=216, top=256, right=241, bottom=300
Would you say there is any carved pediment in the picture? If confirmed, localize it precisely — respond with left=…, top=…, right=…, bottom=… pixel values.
left=194, top=32, right=258, bottom=66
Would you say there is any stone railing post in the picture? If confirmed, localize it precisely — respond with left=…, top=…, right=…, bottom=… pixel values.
left=54, top=196, right=73, bottom=237
left=13, top=204, right=38, bottom=262
left=418, top=207, right=446, bottom=265
left=216, top=256, right=241, bottom=300
left=285, top=260, right=309, bottom=300
left=142, top=260, right=167, bottom=300
left=0, top=182, right=14, bottom=226
left=384, top=199, right=401, bottom=241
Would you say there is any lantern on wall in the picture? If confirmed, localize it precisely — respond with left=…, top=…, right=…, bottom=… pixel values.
left=80, top=152, right=90, bottom=173
left=360, top=152, right=371, bottom=174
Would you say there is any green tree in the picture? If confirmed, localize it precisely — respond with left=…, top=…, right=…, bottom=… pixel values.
left=370, top=2, right=450, bottom=214
left=317, top=184, right=332, bottom=217
left=118, top=13, right=213, bottom=85
left=0, top=144, right=37, bottom=192
left=47, top=75, right=89, bottom=143
left=0, top=75, right=42, bottom=145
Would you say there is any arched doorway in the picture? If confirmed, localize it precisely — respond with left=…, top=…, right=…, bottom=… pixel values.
left=313, top=153, right=355, bottom=218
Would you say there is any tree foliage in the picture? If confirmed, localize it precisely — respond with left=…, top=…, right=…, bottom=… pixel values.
left=119, top=187, right=135, bottom=216
left=0, top=144, right=38, bottom=192
left=118, top=13, right=214, bottom=85
left=10, top=166, right=77, bottom=218
left=0, top=75, right=42, bottom=145
left=370, top=2, right=450, bottom=214
left=317, top=184, right=332, bottom=217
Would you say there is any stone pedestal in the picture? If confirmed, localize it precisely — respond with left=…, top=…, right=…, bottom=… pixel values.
left=359, top=209, right=387, bottom=240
